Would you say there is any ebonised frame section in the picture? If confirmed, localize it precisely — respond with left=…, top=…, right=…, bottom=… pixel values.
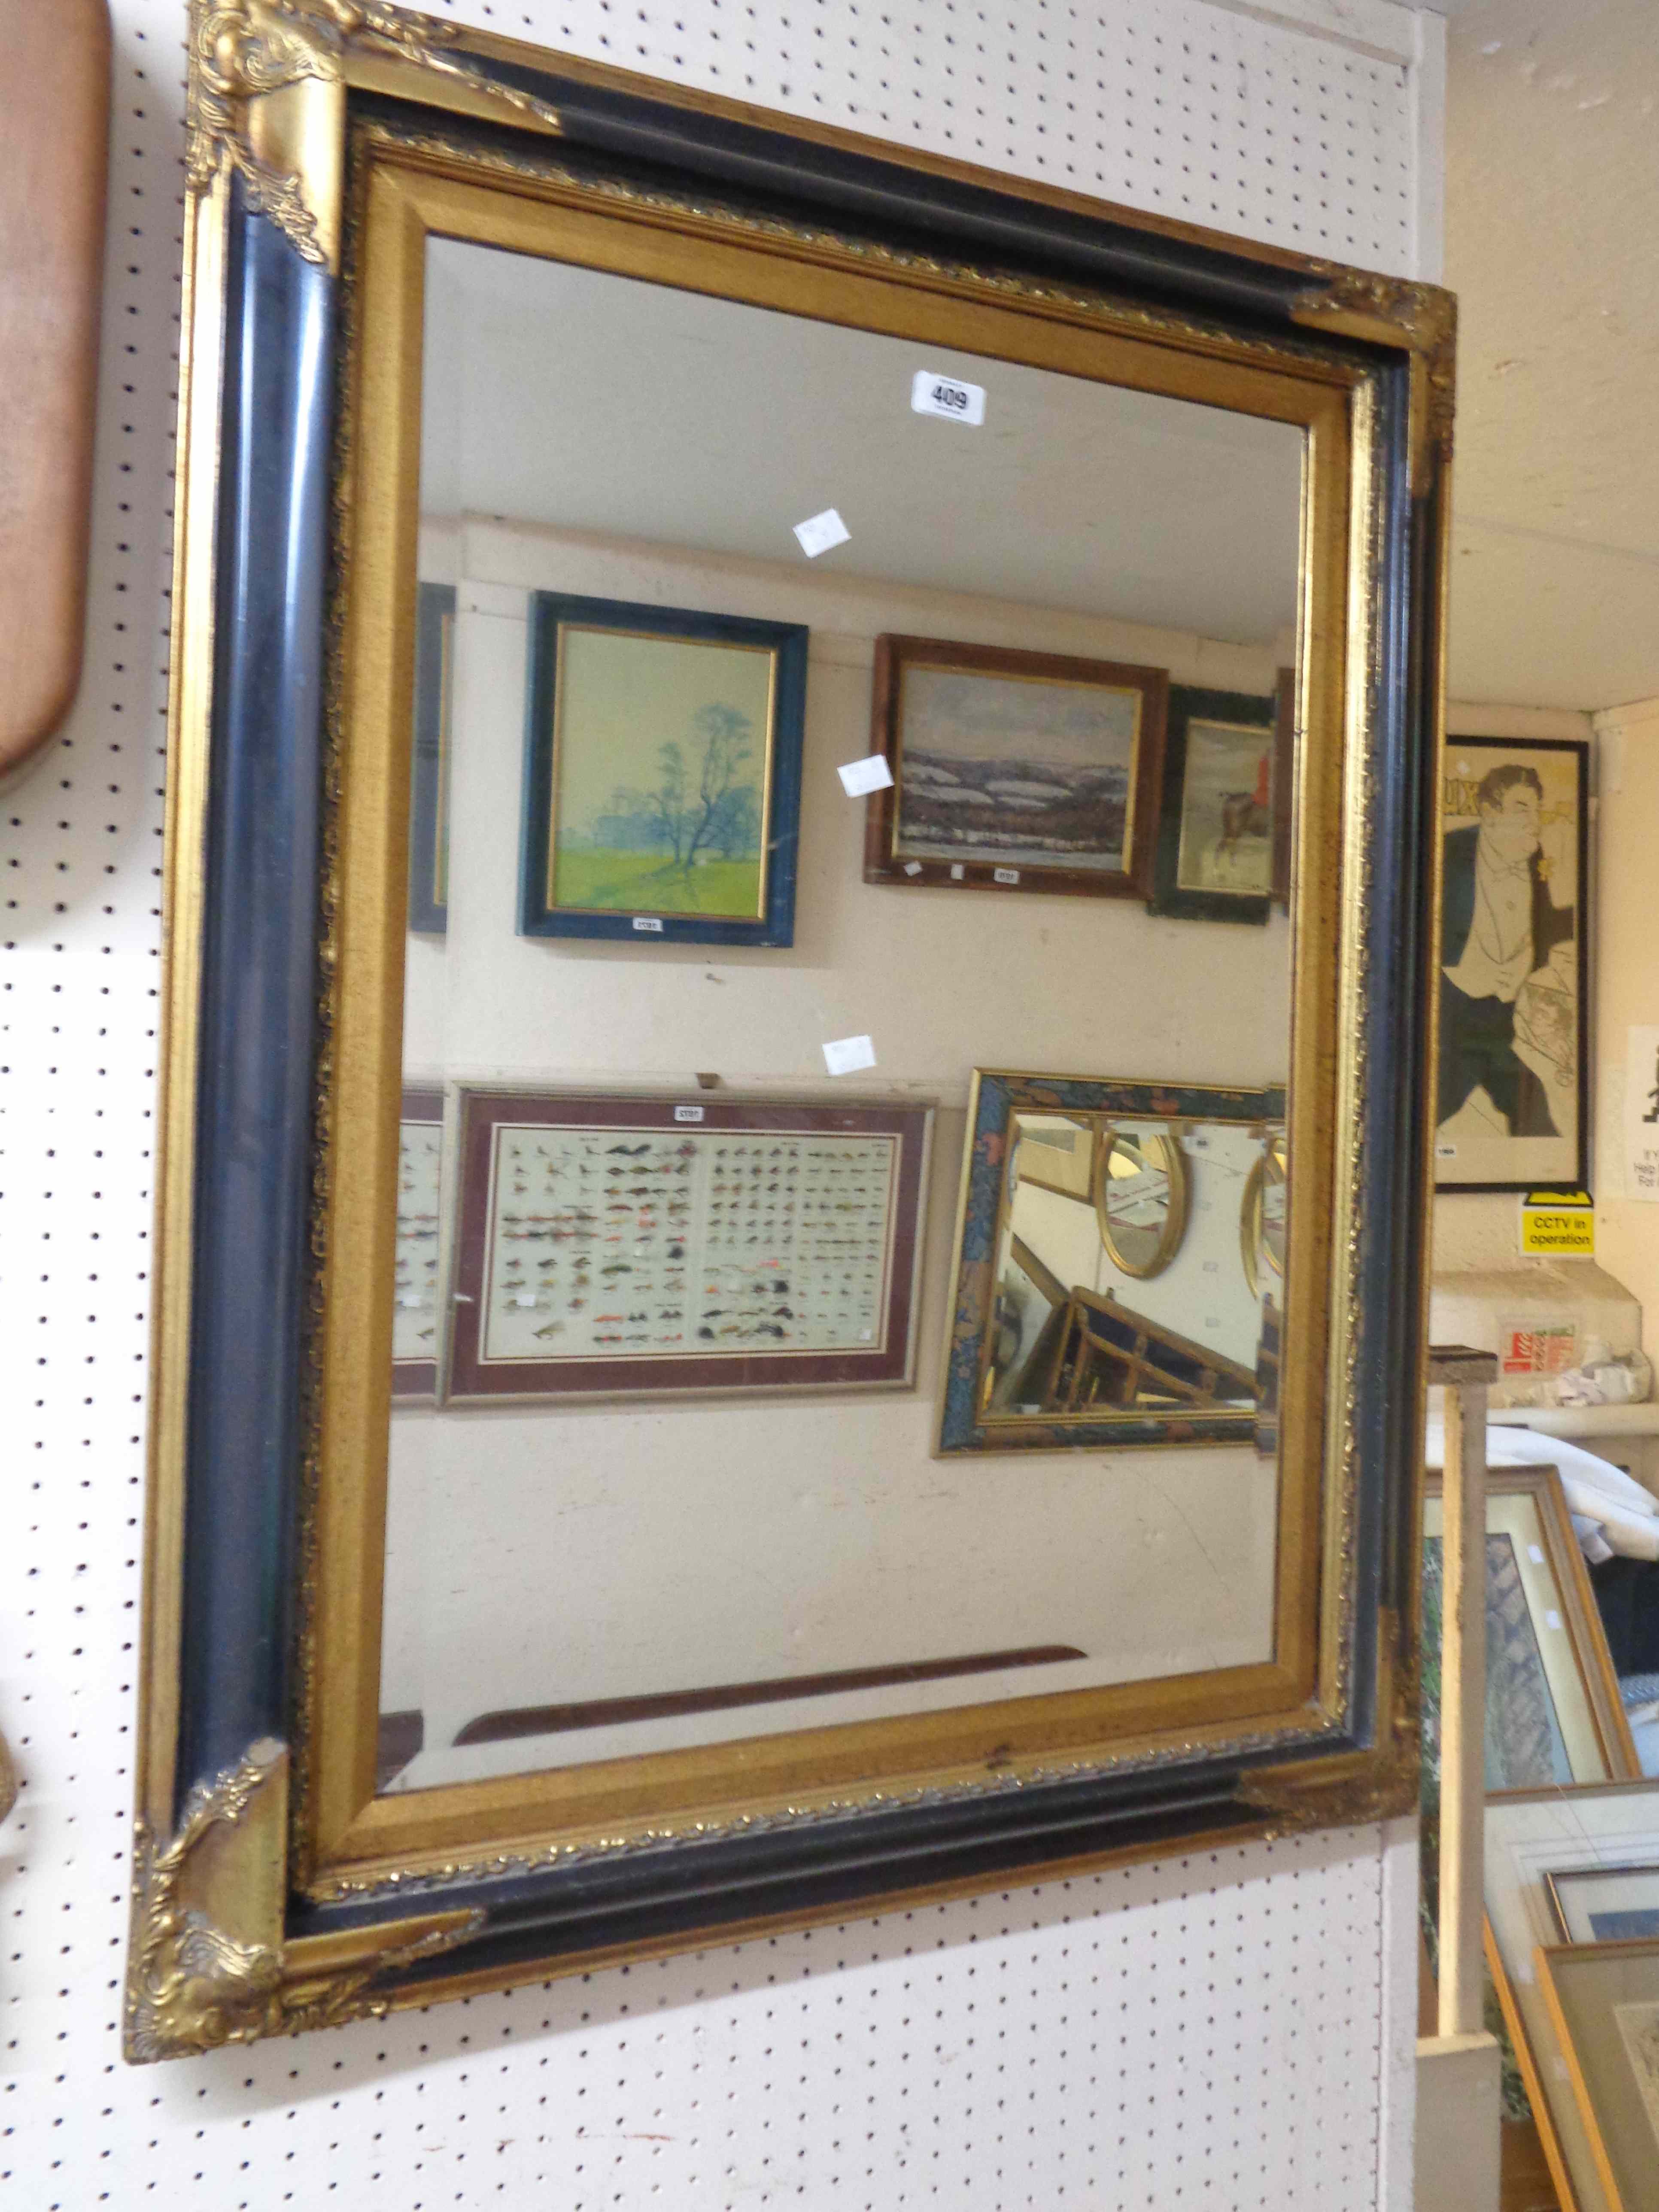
left=128, top=1, right=1455, bottom=2057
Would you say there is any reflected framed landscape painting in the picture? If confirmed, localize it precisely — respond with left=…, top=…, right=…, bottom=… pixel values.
left=520, top=592, right=808, bottom=945
left=862, top=633, right=1167, bottom=896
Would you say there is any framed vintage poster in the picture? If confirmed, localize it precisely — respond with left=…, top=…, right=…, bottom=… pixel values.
left=1420, top=1466, right=1639, bottom=1793
left=391, top=1087, right=445, bottom=1399
left=1435, top=736, right=1589, bottom=1191
left=406, top=581, right=455, bottom=935
left=445, top=1090, right=933, bottom=1402
left=1148, top=679, right=1294, bottom=923
left=862, top=635, right=1167, bottom=897
left=519, top=592, right=808, bottom=946
left=1538, top=1939, right=1659, bottom=2212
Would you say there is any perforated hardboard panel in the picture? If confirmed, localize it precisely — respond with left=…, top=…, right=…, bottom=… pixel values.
left=0, top=0, right=1437, bottom=2204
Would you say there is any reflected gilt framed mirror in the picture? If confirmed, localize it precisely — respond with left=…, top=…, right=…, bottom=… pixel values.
left=1241, top=1128, right=1290, bottom=1300
left=129, top=0, right=1454, bottom=2057
left=1094, top=1121, right=1190, bottom=1280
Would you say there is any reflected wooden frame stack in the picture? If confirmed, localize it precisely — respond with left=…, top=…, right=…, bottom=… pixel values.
left=129, top=1, right=1455, bottom=2056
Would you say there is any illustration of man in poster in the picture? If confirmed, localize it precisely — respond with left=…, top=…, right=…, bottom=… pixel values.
left=1439, top=762, right=1577, bottom=1139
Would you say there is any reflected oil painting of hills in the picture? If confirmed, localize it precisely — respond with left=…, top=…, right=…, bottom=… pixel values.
left=895, top=663, right=1140, bottom=872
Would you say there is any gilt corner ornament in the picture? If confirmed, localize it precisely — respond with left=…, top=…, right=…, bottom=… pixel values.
left=125, top=1737, right=480, bottom=2061
left=1291, top=265, right=1458, bottom=464
left=186, top=0, right=562, bottom=266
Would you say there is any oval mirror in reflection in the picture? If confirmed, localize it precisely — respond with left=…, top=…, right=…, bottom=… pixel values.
left=1093, top=1125, right=1189, bottom=1279
left=1241, top=1129, right=1288, bottom=1298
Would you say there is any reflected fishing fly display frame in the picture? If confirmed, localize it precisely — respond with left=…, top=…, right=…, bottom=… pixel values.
left=133, top=1, right=1454, bottom=2056
left=443, top=1088, right=932, bottom=1402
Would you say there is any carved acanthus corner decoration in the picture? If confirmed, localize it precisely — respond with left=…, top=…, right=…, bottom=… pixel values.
left=1291, top=267, right=1457, bottom=468
left=125, top=1737, right=480, bottom=2061
left=187, top=1, right=562, bottom=264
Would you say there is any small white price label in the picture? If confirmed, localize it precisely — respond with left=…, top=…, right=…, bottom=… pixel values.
left=1528, top=1544, right=1546, bottom=1565
left=674, top=1104, right=705, bottom=1123
left=1545, top=1609, right=1563, bottom=1632
left=514, top=1293, right=537, bottom=1310
left=398, top=1294, right=423, bottom=1310
left=949, top=863, right=965, bottom=881
left=793, top=506, right=851, bottom=558
left=1436, top=1141, right=1458, bottom=1160
left=911, top=368, right=986, bottom=426
left=823, top=1033, right=877, bottom=1077
left=632, top=915, right=664, bottom=933
left=837, top=754, right=895, bottom=797
left=903, top=860, right=923, bottom=877
left=992, top=866, right=1020, bottom=885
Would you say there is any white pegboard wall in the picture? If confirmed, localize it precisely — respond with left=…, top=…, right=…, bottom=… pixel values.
left=0, top=1, right=1438, bottom=2206
left=423, top=0, right=1429, bottom=276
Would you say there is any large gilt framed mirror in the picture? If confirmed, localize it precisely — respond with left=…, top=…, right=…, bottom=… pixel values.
left=130, top=1, right=1452, bottom=2057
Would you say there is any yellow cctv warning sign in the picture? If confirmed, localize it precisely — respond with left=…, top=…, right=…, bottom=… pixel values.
left=1519, top=1188, right=1595, bottom=1258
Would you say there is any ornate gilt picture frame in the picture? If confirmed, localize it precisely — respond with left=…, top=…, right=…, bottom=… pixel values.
left=131, top=0, right=1455, bottom=2057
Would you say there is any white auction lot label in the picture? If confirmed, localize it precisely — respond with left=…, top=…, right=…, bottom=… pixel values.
left=911, top=368, right=986, bottom=425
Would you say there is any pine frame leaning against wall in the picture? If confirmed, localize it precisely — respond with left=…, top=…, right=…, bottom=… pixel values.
left=128, top=0, right=1457, bottom=2060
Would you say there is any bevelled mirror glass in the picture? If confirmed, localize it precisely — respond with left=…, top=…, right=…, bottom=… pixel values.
left=373, top=224, right=1299, bottom=1795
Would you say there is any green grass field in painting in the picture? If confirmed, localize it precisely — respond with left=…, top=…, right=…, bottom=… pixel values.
left=553, top=846, right=763, bottom=918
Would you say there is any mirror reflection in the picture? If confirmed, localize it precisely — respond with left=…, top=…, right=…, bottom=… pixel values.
left=375, top=226, right=1301, bottom=1795
left=1242, top=1129, right=1288, bottom=1300
left=991, top=1115, right=1269, bottom=1418
left=1094, top=1124, right=1188, bottom=1279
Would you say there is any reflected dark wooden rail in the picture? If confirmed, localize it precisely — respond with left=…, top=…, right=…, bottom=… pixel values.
left=449, top=1644, right=1088, bottom=1747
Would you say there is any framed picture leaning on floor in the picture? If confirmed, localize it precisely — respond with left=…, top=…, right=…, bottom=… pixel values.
left=1434, top=735, right=1588, bottom=1192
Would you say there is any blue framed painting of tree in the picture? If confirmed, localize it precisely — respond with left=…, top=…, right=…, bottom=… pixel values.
left=519, top=592, right=809, bottom=946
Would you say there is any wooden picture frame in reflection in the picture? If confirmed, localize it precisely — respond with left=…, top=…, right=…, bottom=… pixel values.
left=519, top=592, right=809, bottom=947
left=445, top=1088, right=933, bottom=1403
left=862, top=634, right=1167, bottom=897
left=939, top=1069, right=1283, bottom=1457
left=407, top=582, right=455, bottom=935
left=1148, top=678, right=1293, bottom=924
